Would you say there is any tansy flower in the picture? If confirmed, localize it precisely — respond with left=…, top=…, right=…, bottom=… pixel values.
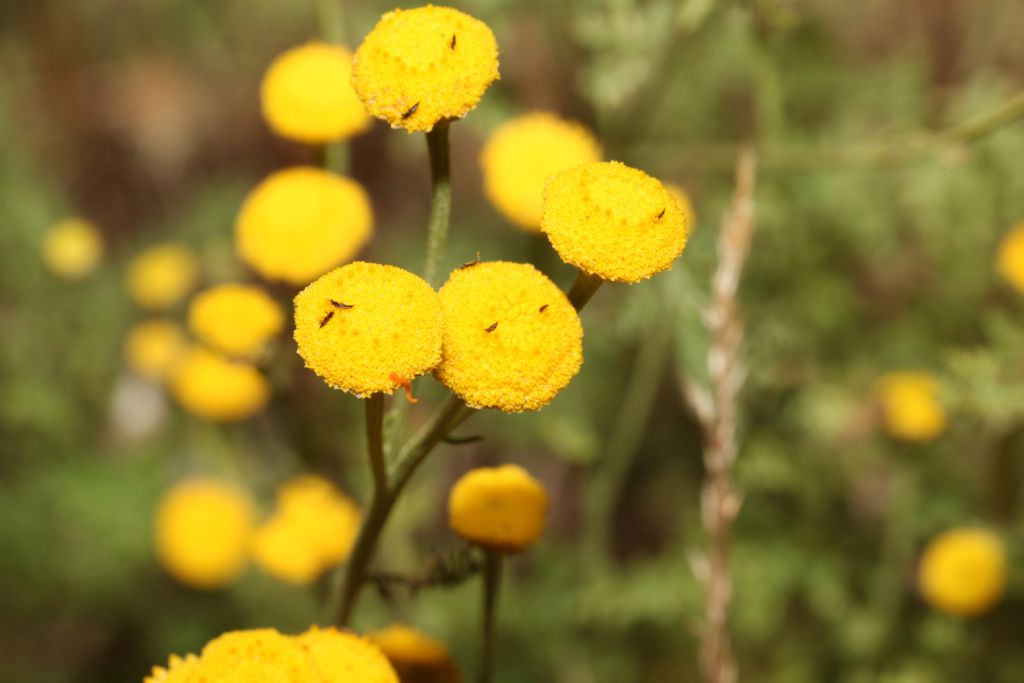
left=251, top=512, right=326, bottom=585
left=541, top=161, right=689, bottom=283
left=199, top=629, right=321, bottom=683
left=369, top=624, right=461, bottom=683
left=143, top=653, right=200, bottom=683
left=236, top=167, right=373, bottom=285
left=447, top=464, right=549, bottom=552
left=480, top=112, right=601, bottom=230
left=918, top=528, right=1006, bottom=617
left=435, top=261, right=582, bottom=412
left=297, top=626, right=399, bottom=683
left=996, top=222, right=1024, bottom=294
left=352, top=5, right=499, bottom=133
left=293, top=262, right=442, bottom=397
left=171, top=346, right=270, bottom=421
left=154, top=478, right=254, bottom=589
left=41, top=217, right=103, bottom=280
left=124, top=319, right=187, bottom=382
left=126, top=243, right=200, bottom=310
left=664, top=182, right=695, bottom=233
left=875, top=371, right=947, bottom=442
left=261, top=42, right=371, bottom=144
left=188, top=283, right=284, bottom=359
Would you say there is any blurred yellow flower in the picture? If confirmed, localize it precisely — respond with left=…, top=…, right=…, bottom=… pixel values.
left=369, top=624, right=461, bottom=683
left=188, top=283, right=283, bottom=359
left=918, top=527, right=1006, bottom=617
left=236, top=167, right=373, bottom=285
left=200, top=629, right=320, bottom=683
left=448, top=465, right=549, bottom=552
left=126, top=243, right=200, bottom=310
left=41, top=217, right=103, bottom=280
left=480, top=112, right=601, bottom=230
left=171, top=346, right=270, bottom=421
left=143, top=653, right=200, bottom=683
left=541, top=161, right=689, bottom=283
left=293, top=262, right=443, bottom=397
left=352, top=6, right=499, bottom=133
left=435, top=261, right=582, bottom=412
left=154, top=478, right=254, bottom=589
left=261, top=42, right=371, bottom=144
left=875, top=371, right=947, bottom=442
left=297, top=626, right=399, bottom=683
left=123, top=319, right=187, bottom=382
left=996, top=222, right=1024, bottom=294
left=664, top=182, right=695, bottom=233
left=250, top=512, right=325, bottom=585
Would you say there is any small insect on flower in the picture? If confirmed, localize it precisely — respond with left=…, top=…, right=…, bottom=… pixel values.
left=451, top=34, right=457, bottom=49
left=319, top=311, right=335, bottom=328
left=458, top=252, right=481, bottom=269
left=539, top=304, right=548, bottom=313
left=330, top=299, right=354, bottom=309
left=401, top=103, right=419, bottom=120
left=484, top=322, right=498, bottom=333
left=389, top=372, right=418, bottom=403
left=656, top=207, right=666, bottom=219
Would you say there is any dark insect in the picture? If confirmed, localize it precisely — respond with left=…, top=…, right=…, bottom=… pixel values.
left=319, top=311, right=335, bottom=328
left=656, top=207, right=666, bottom=220
left=451, top=34, right=457, bottom=49
left=329, top=299, right=354, bottom=309
left=402, top=102, right=419, bottom=120
left=459, top=252, right=481, bottom=269
left=485, top=322, right=498, bottom=333
left=539, top=304, right=549, bottom=313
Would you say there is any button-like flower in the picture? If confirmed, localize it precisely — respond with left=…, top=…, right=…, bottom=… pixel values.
left=188, top=284, right=283, bottom=359
left=297, top=626, right=399, bottom=683
left=918, top=528, right=1006, bottom=617
left=199, top=629, right=322, bottom=683
left=369, top=624, right=461, bottom=683
left=126, top=242, right=200, bottom=310
left=171, top=346, right=270, bottom=421
left=447, top=465, right=549, bottom=552
left=124, top=319, right=187, bottom=382
left=41, top=217, right=103, bottom=280
left=996, top=221, right=1024, bottom=294
left=874, top=371, right=947, bottom=442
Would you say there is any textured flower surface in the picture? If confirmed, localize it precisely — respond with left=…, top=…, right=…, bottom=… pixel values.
left=448, top=464, right=549, bottom=552
left=541, top=161, right=688, bottom=282
left=236, top=167, right=373, bottom=285
left=480, top=112, right=601, bottom=230
left=154, top=478, right=254, bottom=589
left=188, top=283, right=283, bottom=359
left=41, top=217, right=103, bottom=279
left=294, top=262, right=442, bottom=396
left=435, top=261, right=582, bottom=412
left=261, top=42, right=371, bottom=143
left=352, top=5, right=499, bottom=132
left=124, top=319, right=187, bottom=382
left=875, top=371, right=947, bottom=442
left=369, top=624, right=460, bottom=682
left=126, top=242, right=200, bottom=310
left=297, top=626, right=399, bottom=683
left=199, top=629, right=324, bottom=683
left=996, top=222, right=1024, bottom=294
left=171, top=346, right=270, bottom=421
left=143, top=653, right=200, bottom=683
left=918, top=528, right=1006, bottom=617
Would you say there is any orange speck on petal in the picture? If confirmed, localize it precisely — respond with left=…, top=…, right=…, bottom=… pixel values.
left=389, top=372, right=418, bottom=403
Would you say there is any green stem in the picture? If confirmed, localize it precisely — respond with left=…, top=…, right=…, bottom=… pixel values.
left=365, top=393, right=387, bottom=499
left=478, top=550, right=503, bottom=683
left=423, top=121, right=452, bottom=288
left=567, top=271, right=604, bottom=311
left=314, top=0, right=345, bottom=45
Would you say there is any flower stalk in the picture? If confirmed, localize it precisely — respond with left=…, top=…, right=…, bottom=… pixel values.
left=478, top=549, right=503, bottom=683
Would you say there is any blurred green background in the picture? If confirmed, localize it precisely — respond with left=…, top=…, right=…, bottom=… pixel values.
left=2, top=0, right=1024, bottom=681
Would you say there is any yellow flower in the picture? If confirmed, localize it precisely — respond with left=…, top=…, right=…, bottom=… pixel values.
left=297, top=626, right=399, bottom=683
left=144, top=653, right=200, bottom=683
left=447, top=465, right=548, bottom=552
left=996, top=222, right=1024, bottom=294
left=236, top=167, right=373, bottom=285
left=369, top=624, right=461, bottom=683
left=188, top=284, right=284, bottom=359
left=480, top=112, right=601, bottom=230
left=126, top=243, right=200, bottom=310
left=199, top=629, right=322, bottom=683
left=918, top=528, right=1006, bottom=617
left=171, top=346, right=270, bottom=421
left=293, top=262, right=443, bottom=397
left=352, top=5, right=499, bottom=133
left=664, top=182, right=695, bottom=232
left=154, top=478, right=254, bottom=589
left=41, top=217, right=103, bottom=280
left=250, top=512, right=325, bottom=585
left=435, top=261, right=582, bottom=412
left=541, top=161, right=689, bottom=283
left=261, top=42, right=371, bottom=144
left=124, top=319, right=188, bottom=382
left=875, top=371, right=947, bottom=442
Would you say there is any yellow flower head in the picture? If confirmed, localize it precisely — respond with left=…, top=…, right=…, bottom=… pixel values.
left=144, top=653, right=200, bottom=683
left=294, top=262, right=443, bottom=397
left=171, top=346, right=270, bottom=422
left=236, top=167, right=373, bottom=285
left=41, top=217, right=103, bottom=280
left=481, top=112, right=602, bottom=230
left=250, top=512, right=325, bottom=585
left=448, top=464, right=549, bottom=552
left=261, top=42, right=371, bottom=144
left=352, top=5, right=499, bottom=133
left=435, top=261, right=582, bottom=412
left=124, top=319, right=188, bottom=382
left=188, top=284, right=284, bottom=359
left=297, top=626, right=399, bottom=683
left=154, top=478, right=254, bottom=589
left=126, top=243, right=200, bottom=310
left=541, top=161, right=689, bottom=283
left=664, top=182, right=695, bottom=232
left=369, top=624, right=460, bottom=683
left=875, top=371, right=947, bottom=442
left=199, top=629, right=321, bottom=683
left=918, top=527, right=1006, bottom=617
left=996, top=222, right=1024, bottom=294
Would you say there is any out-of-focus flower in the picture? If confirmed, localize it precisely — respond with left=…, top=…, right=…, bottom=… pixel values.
left=663, top=182, right=695, bottom=233
left=188, top=284, right=283, bottom=359
left=352, top=6, right=499, bottom=133
left=41, top=217, right=103, bottom=280
left=124, top=319, right=188, bottom=381
left=154, top=478, right=254, bottom=589
left=369, top=624, right=462, bottom=683
left=996, top=222, right=1024, bottom=294
left=126, top=243, right=200, bottom=310
left=918, top=527, right=1006, bottom=617
left=250, top=512, right=325, bottom=585
left=435, top=261, right=582, bottom=412
left=261, top=42, right=371, bottom=144
left=236, top=167, right=373, bottom=285
left=171, top=346, right=269, bottom=421
left=447, top=465, right=549, bottom=552
left=297, top=626, right=399, bottom=683
left=875, top=371, right=947, bottom=442
left=480, top=112, right=601, bottom=230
